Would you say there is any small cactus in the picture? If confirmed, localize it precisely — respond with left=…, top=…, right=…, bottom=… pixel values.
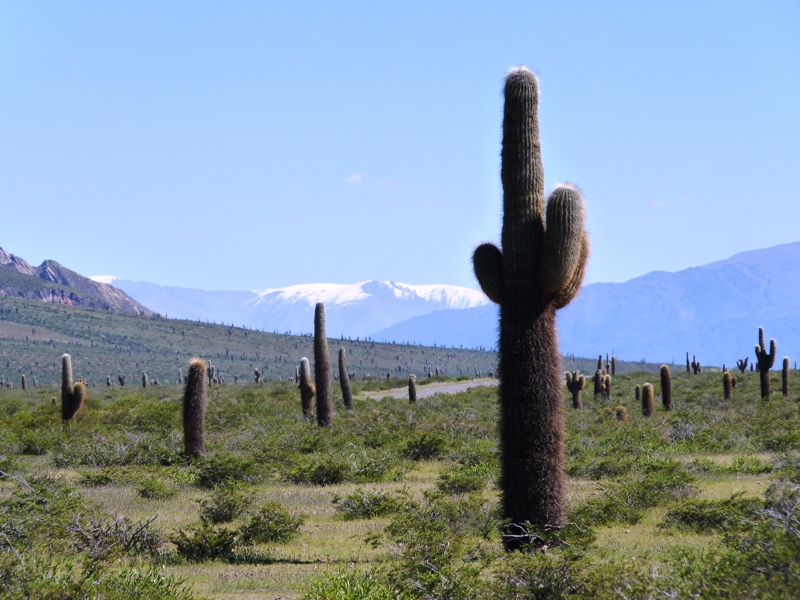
left=409, top=374, right=417, bottom=403
left=615, top=405, right=628, bottom=421
left=660, top=365, right=673, bottom=410
left=641, top=383, right=654, bottom=417
left=338, top=347, right=352, bottom=409
left=597, top=355, right=603, bottom=371
left=106, top=375, right=111, bottom=387
left=565, top=371, right=586, bottom=409
left=737, top=357, right=749, bottom=373
left=298, top=358, right=315, bottom=417
left=20, top=374, right=25, bottom=391
left=691, top=355, right=701, bottom=375
left=686, top=352, right=691, bottom=374
left=61, top=354, right=85, bottom=420
left=635, top=384, right=641, bottom=402
left=723, top=371, right=733, bottom=400
left=183, top=358, right=207, bottom=458
left=755, top=327, right=777, bottom=399
left=142, top=372, right=148, bottom=388
left=611, top=356, right=616, bottom=376
left=603, top=374, right=612, bottom=398
left=593, top=369, right=606, bottom=397
left=782, top=356, right=790, bottom=397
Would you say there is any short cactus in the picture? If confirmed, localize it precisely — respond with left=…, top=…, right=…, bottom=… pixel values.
left=565, top=371, right=586, bottom=409
left=20, top=374, right=25, bottom=391
left=338, top=347, right=352, bottom=409
left=298, top=357, right=315, bottom=417
left=106, top=375, right=111, bottom=387
left=61, top=353, right=85, bottom=420
left=603, top=374, right=612, bottom=398
left=183, top=358, right=207, bottom=458
left=142, top=372, right=148, bottom=388
left=471, top=68, right=589, bottom=544
left=615, top=405, right=628, bottom=421
left=635, top=384, right=641, bottom=402
left=593, top=369, right=606, bottom=397
left=314, top=303, right=332, bottom=426
left=737, top=357, right=749, bottom=373
left=641, top=383, right=654, bottom=417
left=408, top=374, right=417, bottom=403
left=691, top=355, right=701, bottom=375
left=723, top=371, right=733, bottom=400
left=660, top=365, right=673, bottom=410
left=755, top=327, right=777, bottom=399
left=782, top=356, right=790, bottom=397
left=611, top=356, right=617, bottom=376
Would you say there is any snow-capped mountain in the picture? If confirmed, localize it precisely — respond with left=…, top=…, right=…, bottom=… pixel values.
left=89, top=277, right=488, bottom=338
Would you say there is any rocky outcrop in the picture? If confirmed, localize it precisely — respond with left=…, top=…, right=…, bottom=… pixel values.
left=0, top=248, right=154, bottom=316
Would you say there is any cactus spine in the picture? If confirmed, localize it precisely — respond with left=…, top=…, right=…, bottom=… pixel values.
left=183, top=358, right=207, bottom=458
left=660, top=365, right=673, bottom=410
left=298, top=358, right=315, bottom=417
left=61, top=353, right=85, bottom=420
left=314, top=303, right=333, bottom=426
left=782, top=356, right=790, bottom=397
left=755, top=327, right=777, bottom=399
left=338, top=347, right=352, bottom=409
left=565, top=371, right=585, bottom=409
left=471, top=68, right=589, bottom=545
left=723, top=371, right=733, bottom=400
left=641, top=383, right=654, bottom=417
left=408, top=374, right=417, bottom=403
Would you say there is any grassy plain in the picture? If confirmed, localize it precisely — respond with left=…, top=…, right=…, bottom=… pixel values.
left=1, top=362, right=799, bottom=598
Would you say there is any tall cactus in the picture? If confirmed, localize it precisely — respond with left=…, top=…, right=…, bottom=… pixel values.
left=314, top=303, right=332, bottom=426
left=61, top=353, right=85, bottom=420
left=471, top=67, right=589, bottom=546
left=183, top=357, right=207, bottom=458
left=755, top=327, right=776, bottom=399
left=298, top=357, right=315, bottom=417
left=20, top=374, right=26, bottom=391
left=338, top=347, right=352, bottom=409
left=611, top=356, right=616, bottom=376
left=782, top=356, right=790, bottom=397
left=660, top=365, right=673, bottom=410
left=565, top=371, right=585, bottom=409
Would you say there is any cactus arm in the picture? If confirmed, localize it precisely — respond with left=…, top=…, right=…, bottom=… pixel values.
left=552, top=233, right=590, bottom=309
left=472, top=243, right=504, bottom=304
left=768, top=339, right=777, bottom=368
left=538, top=185, right=587, bottom=294
left=759, top=327, right=766, bottom=351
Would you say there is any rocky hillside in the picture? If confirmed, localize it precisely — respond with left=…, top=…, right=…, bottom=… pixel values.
left=0, top=248, right=153, bottom=316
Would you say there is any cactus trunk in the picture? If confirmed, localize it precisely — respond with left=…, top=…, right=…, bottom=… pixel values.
left=755, top=327, right=776, bottom=399
left=723, top=371, right=733, bottom=399
left=183, top=358, right=207, bottom=458
left=338, top=347, right=352, bottom=409
left=408, top=375, right=417, bottom=403
left=660, top=365, right=673, bottom=410
left=314, top=303, right=333, bottom=426
left=472, top=68, right=589, bottom=548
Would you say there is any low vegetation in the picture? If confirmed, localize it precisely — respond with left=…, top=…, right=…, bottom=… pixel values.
left=1, top=364, right=798, bottom=598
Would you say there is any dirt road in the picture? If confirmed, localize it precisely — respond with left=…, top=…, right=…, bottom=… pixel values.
left=363, top=377, right=498, bottom=400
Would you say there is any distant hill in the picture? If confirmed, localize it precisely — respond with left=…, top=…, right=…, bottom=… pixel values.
left=92, top=278, right=488, bottom=338
left=372, top=242, right=800, bottom=368
left=0, top=248, right=153, bottom=316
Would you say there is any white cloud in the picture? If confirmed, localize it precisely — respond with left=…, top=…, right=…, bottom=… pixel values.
left=344, top=173, right=363, bottom=184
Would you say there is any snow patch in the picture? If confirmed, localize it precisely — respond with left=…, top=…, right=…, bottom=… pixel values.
left=90, top=275, right=119, bottom=285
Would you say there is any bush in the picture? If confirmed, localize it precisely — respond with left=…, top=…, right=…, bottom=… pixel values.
left=332, top=489, right=403, bottom=520
left=436, top=463, right=491, bottom=495
left=286, top=455, right=349, bottom=486
left=197, top=481, right=254, bottom=524
left=401, top=432, right=447, bottom=461
left=302, top=567, right=397, bottom=600
left=170, top=522, right=238, bottom=562
left=137, top=476, right=177, bottom=500
left=238, top=502, right=304, bottom=544
left=194, top=453, right=260, bottom=489
left=68, top=515, right=165, bottom=559
left=660, top=494, right=762, bottom=534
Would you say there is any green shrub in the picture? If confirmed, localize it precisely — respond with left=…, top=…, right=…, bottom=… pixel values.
left=729, top=455, right=773, bottom=474
left=197, top=481, right=254, bottom=524
left=170, top=522, right=238, bottom=562
left=401, top=432, right=447, bottom=461
left=238, top=502, right=304, bottom=544
left=137, top=476, right=177, bottom=500
left=660, top=494, right=762, bottom=533
left=194, top=453, right=260, bottom=489
left=436, top=467, right=487, bottom=495
left=302, top=567, right=398, bottom=600
left=285, top=455, right=349, bottom=485
left=79, top=467, right=124, bottom=487
left=332, top=489, right=403, bottom=520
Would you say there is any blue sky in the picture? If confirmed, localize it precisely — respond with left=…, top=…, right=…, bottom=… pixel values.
left=1, top=1, right=798, bottom=291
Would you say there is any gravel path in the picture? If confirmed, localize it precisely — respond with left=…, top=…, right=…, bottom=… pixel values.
left=363, top=378, right=498, bottom=400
